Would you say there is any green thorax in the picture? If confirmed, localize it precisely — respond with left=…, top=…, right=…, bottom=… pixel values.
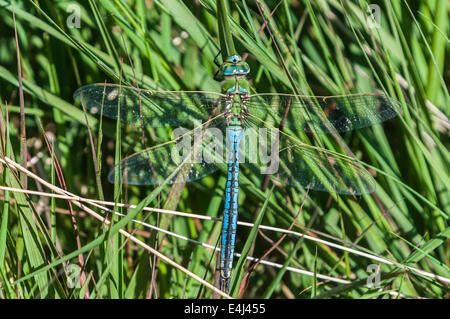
left=218, top=55, right=250, bottom=127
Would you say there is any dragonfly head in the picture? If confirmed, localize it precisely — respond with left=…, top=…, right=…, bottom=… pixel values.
left=226, top=55, right=242, bottom=63
left=219, top=54, right=250, bottom=78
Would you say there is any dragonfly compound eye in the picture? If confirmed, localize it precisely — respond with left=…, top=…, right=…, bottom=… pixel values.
left=227, top=54, right=241, bottom=64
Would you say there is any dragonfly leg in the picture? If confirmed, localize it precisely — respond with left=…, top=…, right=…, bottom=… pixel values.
left=213, top=50, right=222, bottom=67
left=213, top=50, right=223, bottom=82
left=213, top=70, right=221, bottom=82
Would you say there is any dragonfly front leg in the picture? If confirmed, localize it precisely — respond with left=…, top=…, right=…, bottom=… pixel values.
left=213, top=50, right=223, bottom=81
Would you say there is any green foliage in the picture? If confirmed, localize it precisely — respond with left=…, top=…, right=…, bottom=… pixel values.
left=0, top=0, right=448, bottom=299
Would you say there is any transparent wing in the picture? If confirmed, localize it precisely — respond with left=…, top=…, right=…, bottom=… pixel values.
left=246, top=93, right=400, bottom=134
left=239, top=117, right=375, bottom=194
left=74, top=83, right=226, bottom=127
left=108, top=114, right=228, bottom=185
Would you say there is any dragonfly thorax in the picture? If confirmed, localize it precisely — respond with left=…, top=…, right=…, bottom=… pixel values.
left=224, top=92, right=249, bottom=126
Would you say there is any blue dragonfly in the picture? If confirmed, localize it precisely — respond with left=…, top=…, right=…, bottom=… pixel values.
left=74, top=54, right=399, bottom=292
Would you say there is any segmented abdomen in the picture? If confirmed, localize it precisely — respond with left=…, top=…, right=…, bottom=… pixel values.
left=220, top=127, right=243, bottom=287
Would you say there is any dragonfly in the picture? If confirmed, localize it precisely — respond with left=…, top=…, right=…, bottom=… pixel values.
left=74, top=54, right=399, bottom=293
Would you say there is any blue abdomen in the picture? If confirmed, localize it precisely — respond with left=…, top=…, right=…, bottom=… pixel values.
left=219, top=127, right=244, bottom=291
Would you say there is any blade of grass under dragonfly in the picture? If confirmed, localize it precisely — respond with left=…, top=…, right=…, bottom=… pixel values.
left=217, top=0, right=236, bottom=58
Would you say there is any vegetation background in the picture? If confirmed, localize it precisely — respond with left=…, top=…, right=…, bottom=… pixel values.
left=0, top=0, right=448, bottom=298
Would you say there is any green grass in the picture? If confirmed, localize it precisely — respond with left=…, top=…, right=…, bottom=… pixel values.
left=0, top=0, right=448, bottom=299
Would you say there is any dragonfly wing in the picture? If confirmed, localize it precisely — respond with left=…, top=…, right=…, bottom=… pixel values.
left=246, top=93, right=399, bottom=134
left=108, top=115, right=228, bottom=185
left=239, top=122, right=375, bottom=194
left=276, top=140, right=376, bottom=195
left=74, top=83, right=226, bottom=127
